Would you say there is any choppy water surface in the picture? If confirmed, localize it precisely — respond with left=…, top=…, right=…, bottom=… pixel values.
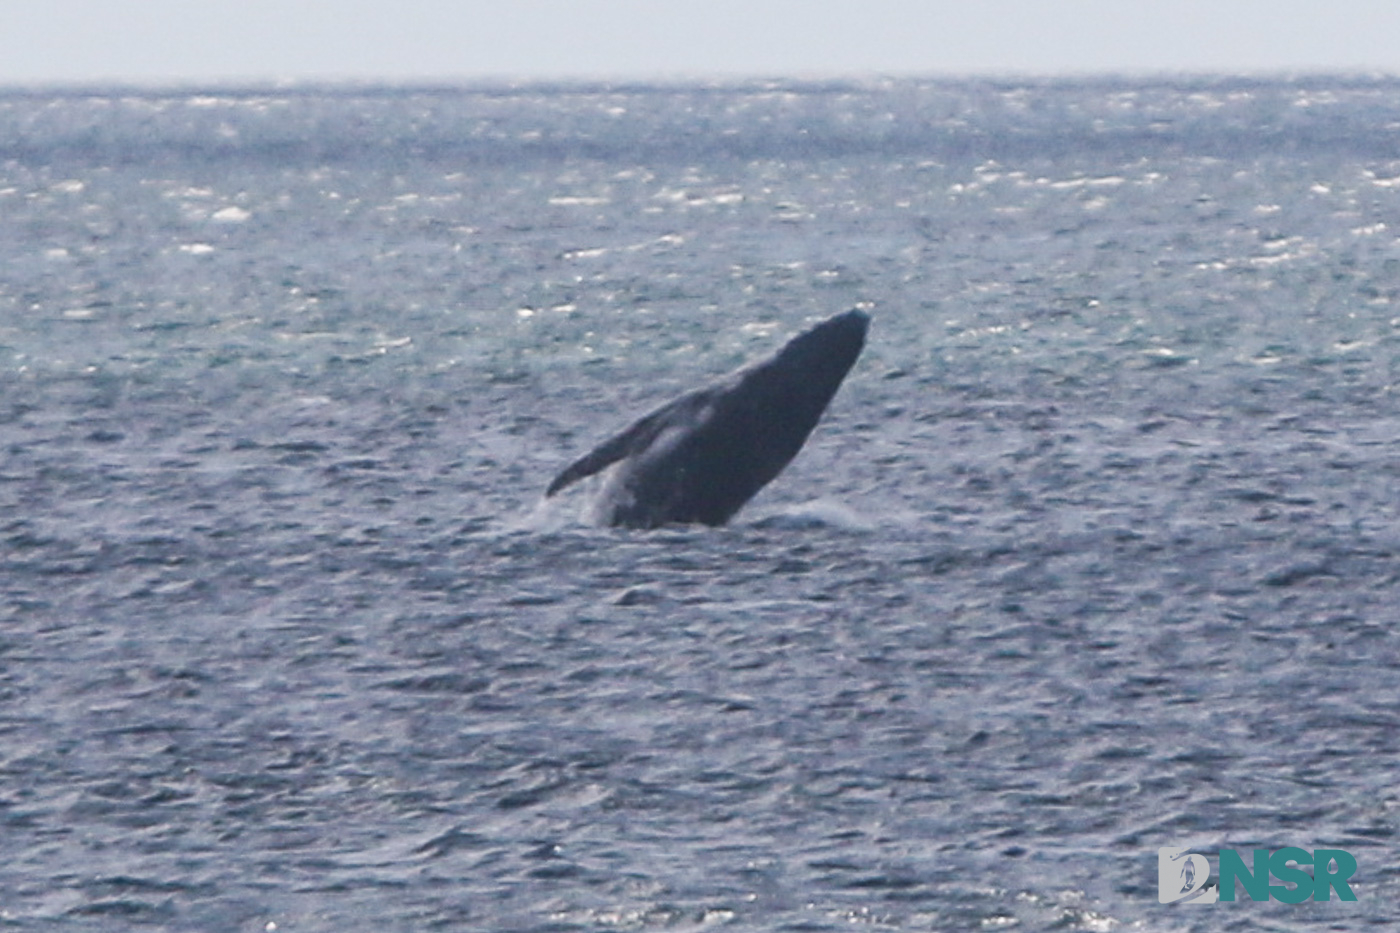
left=1, top=78, right=1398, bottom=931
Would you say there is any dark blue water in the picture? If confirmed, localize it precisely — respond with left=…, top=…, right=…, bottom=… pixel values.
left=2, top=78, right=1398, bottom=931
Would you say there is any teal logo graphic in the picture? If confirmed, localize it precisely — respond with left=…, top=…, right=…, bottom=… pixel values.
left=1158, top=847, right=1357, bottom=904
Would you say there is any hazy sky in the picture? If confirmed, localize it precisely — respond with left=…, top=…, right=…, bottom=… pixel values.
left=3, top=0, right=1399, bottom=84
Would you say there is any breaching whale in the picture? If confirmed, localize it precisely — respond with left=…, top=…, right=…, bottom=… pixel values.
left=546, top=308, right=869, bottom=529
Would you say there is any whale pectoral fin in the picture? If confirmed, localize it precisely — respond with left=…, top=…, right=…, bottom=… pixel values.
left=546, top=395, right=694, bottom=496
left=546, top=429, right=638, bottom=496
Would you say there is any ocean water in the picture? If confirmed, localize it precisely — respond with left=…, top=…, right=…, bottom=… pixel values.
left=1, top=77, right=1398, bottom=931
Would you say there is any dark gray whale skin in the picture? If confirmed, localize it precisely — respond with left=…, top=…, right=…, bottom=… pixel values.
left=546, top=309, right=869, bottom=529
